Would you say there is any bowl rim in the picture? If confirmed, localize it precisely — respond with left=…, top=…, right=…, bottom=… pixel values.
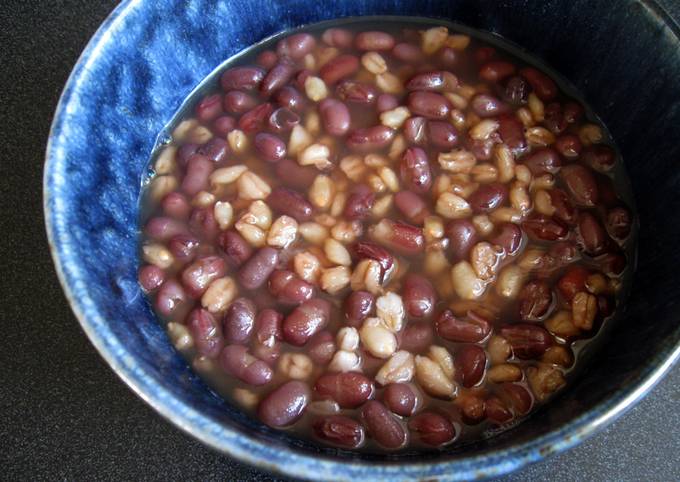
left=44, top=0, right=680, bottom=480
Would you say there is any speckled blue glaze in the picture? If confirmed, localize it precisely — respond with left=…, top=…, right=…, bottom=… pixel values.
left=45, top=0, right=680, bottom=480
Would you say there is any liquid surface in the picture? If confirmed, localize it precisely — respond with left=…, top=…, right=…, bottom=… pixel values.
left=137, top=17, right=636, bottom=452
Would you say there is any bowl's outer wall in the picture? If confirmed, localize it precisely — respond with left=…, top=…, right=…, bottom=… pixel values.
left=45, top=0, right=680, bottom=480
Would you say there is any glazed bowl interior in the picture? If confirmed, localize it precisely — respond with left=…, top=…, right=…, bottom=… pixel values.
left=45, top=0, right=680, bottom=479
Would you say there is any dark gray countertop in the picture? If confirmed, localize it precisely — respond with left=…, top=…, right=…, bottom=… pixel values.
left=2, top=1, right=678, bottom=480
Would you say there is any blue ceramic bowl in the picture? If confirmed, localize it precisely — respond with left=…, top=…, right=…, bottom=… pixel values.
left=45, top=0, right=680, bottom=480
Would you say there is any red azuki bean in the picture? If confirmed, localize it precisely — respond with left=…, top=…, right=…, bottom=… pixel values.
left=581, top=145, right=615, bottom=172
left=402, top=274, right=436, bottom=319
left=394, top=190, right=429, bottom=224
left=268, top=270, right=314, bottom=305
left=197, top=137, right=229, bottom=163
left=186, top=308, right=224, bottom=358
left=343, top=184, right=375, bottom=220
left=499, top=324, right=553, bottom=359
left=599, top=251, right=627, bottom=276
left=498, top=114, right=527, bottom=152
left=139, top=264, right=165, bottom=292
left=500, top=383, right=533, bottom=415
left=268, top=107, right=300, bottom=132
left=177, top=143, right=199, bottom=167
left=436, top=310, right=491, bottom=343
left=181, top=154, right=213, bottom=196
left=471, top=94, right=510, bottom=117
left=543, top=102, right=568, bottom=134
left=162, top=192, right=191, bottom=220
left=347, top=126, right=395, bottom=151
left=335, top=80, right=378, bottom=104
left=445, top=219, right=478, bottom=261
left=258, top=380, right=310, bottom=427
left=308, top=331, right=336, bottom=365
left=399, top=322, right=434, bottom=353
left=474, top=46, right=496, bottom=64
left=223, top=90, right=258, bottom=114
left=427, top=121, right=458, bottom=149
left=555, top=134, right=582, bottom=159
left=155, top=279, right=188, bottom=316
left=549, top=188, right=577, bottom=225
left=320, top=54, right=360, bottom=85
left=520, top=67, right=557, bottom=101
left=561, top=164, right=599, bottom=206
left=145, top=216, right=188, bottom=241
left=468, top=183, right=508, bottom=213
left=405, top=71, right=457, bottom=91
left=256, top=49, right=278, bottom=69
left=522, top=148, right=561, bottom=175
left=503, top=76, right=530, bottom=105
left=273, top=85, right=305, bottom=112
left=380, top=220, right=426, bottom=256
left=403, top=116, right=428, bottom=145
left=407, top=91, right=451, bottom=119
left=218, top=230, right=253, bottom=267
left=313, top=415, right=365, bottom=449
left=352, top=241, right=395, bottom=275
left=315, top=372, right=374, bottom=409
left=252, top=308, right=283, bottom=364
left=383, top=383, right=417, bottom=416
left=282, top=298, right=331, bottom=346
left=277, top=33, right=315, bottom=60
left=489, top=222, right=522, bottom=256
left=361, top=400, right=407, bottom=449
left=486, top=397, right=513, bottom=424
left=409, top=412, right=456, bottom=446
left=238, top=247, right=279, bottom=290
left=466, top=134, right=498, bottom=161
left=606, top=206, right=632, bottom=240
left=212, top=115, right=236, bottom=136
left=220, top=66, right=265, bottom=91
left=181, top=256, right=226, bottom=298
left=188, top=207, right=219, bottom=242
left=267, top=187, right=314, bottom=222
left=480, top=61, right=516, bottom=82
left=254, top=132, right=286, bottom=162
left=344, top=290, right=375, bottom=327
left=275, top=159, right=318, bottom=190
left=355, top=31, right=395, bottom=51
left=195, top=94, right=223, bottom=123
left=400, top=147, right=432, bottom=193
left=261, top=61, right=297, bottom=97
left=168, top=234, right=200, bottom=262
left=522, top=213, right=568, bottom=241
left=549, top=241, right=579, bottom=267
left=557, top=265, right=589, bottom=302
left=322, top=28, right=354, bottom=48
left=460, top=396, right=486, bottom=424
left=578, top=212, right=608, bottom=256
left=238, top=103, right=274, bottom=133
left=318, top=98, right=351, bottom=136
left=221, top=344, right=273, bottom=386
left=392, top=42, right=424, bottom=63
left=518, top=280, right=554, bottom=321
left=376, top=94, right=399, bottom=113
left=223, top=297, right=256, bottom=343
left=564, top=101, right=584, bottom=123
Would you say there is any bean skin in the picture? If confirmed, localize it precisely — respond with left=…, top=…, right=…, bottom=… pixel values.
left=427, top=121, right=458, bottom=149
left=258, top=380, right=310, bottom=427
left=218, top=230, right=253, bottom=267
left=446, top=219, right=478, bottom=261
left=252, top=308, right=283, bottom=363
left=405, top=71, right=456, bottom=91
left=268, top=107, right=300, bottom=132
left=561, top=164, right=599, bottom=206
left=195, top=94, right=223, bottom=123
left=352, top=241, right=394, bottom=275
left=401, top=274, right=436, bottom=318
left=500, top=383, right=534, bottom=415
left=322, top=28, right=354, bottom=48
left=394, top=190, right=429, bottom=224
left=274, top=159, right=318, bottom=190
left=404, top=116, right=428, bottom=145
left=181, top=256, right=226, bottom=298
left=282, top=298, right=331, bottom=346
left=347, top=126, right=395, bottom=151
left=223, top=90, right=258, bottom=114
left=455, top=345, right=487, bottom=388
left=220, top=66, right=265, bottom=91
left=557, top=265, right=589, bottom=302
left=139, top=264, right=165, bottom=292
left=212, top=115, right=236, bottom=137
left=471, top=94, right=510, bottom=117
left=486, top=397, right=513, bottom=423
left=197, top=137, right=229, bottom=163
left=549, top=189, right=577, bottom=225
left=468, top=183, right=509, bottom=213
left=520, top=67, right=557, bottom=101
left=498, top=114, right=527, bottom=152
left=320, top=54, right=360, bottom=85
left=399, top=322, right=434, bottom=353
left=315, top=372, right=375, bottom=408
left=355, top=31, right=396, bottom=51
left=408, top=412, right=456, bottom=446
left=607, top=206, right=632, bottom=240
left=155, top=279, right=188, bottom=317
left=555, top=134, right=582, bottom=159
left=343, top=184, right=376, bottom=220
left=181, top=154, right=213, bottom=196
left=276, top=33, right=316, bottom=60
left=254, top=132, right=286, bottom=162
left=238, top=103, right=274, bottom=133
left=256, top=49, right=278, bottom=69
left=267, top=187, right=314, bottom=221
left=392, top=42, right=424, bottom=63
left=518, top=280, right=554, bottom=321
left=377, top=94, right=399, bottom=113
left=343, top=290, right=375, bottom=327
left=503, top=76, right=530, bottom=105
left=318, top=98, right=351, bottom=136
left=489, top=222, right=522, bottom=256
left=578, top=212, right=608, bottom=256
left=268, top=270, right=314, bottom=305
left=499, top=324, right=553, bottom=359
left=186, top=308, right=224, bottom=358
left=308, top=331, right=336, bottom=364
left=479, top=61, right=516, bottom=82
left=313, top=415, right=365, bottom=448
left=581, top=145, right=615, bottom=172
left=383, top=383, right=418, bottom=416
left=273, top=86, right=306, bottom=112
left=522, top=148, right=561, bottom=175
left=400, top=147, right=432, bottom=193
left=162, top=192, right=191, bottom=220
left=336, top=80, right=378, bottom=104
left=223, top=297, right=256, bottom=343
left=220, top=344, right=273, bottom=386
left=407, top=91, right=451, bottom=119
left=361, top=400, right=407, bottom=449
left=522, top=213, right=568, bottom=241
left=436, top=309, right=491, bottom=343
left=238, top=247, right=279, bottom=290
left=188, top=207, right=219, bottom=242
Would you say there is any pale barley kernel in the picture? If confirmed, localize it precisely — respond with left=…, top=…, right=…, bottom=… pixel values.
left=472, top=214, right=494, bottom=236
left=305, top=111, right=322, bottom=137
left=304, top=76, right=329, bottom=101
left=331, top=220, right=362, bottom=244
left=495, top=265, right=525, bottom=299
left=309, top=174, right=334, bottom=210
left=450, top=108, right=466, bottom=129
left=585, top=273, right=608, bottom=295
left=294, top=251, right=322, bottom=284
left=364, top=153, right=388, bottom=168
left=360, top=317, right=397, bottom=359
left=423, top=216, right=445, bottom=242
left=330, top=192, right=347, bottom=217
left=376, top=292, right=405, bottom=332
left=375, top=351, right=415, bottom=386
left=450, top=261, right=486, bottom=300
left=328, top=350, right=362, bottom=373
left=427, top=346, right=455, bottom=379
left=488, top=364, right=522, bottom=383
left=188, top=125, right=213, bottom=144
left=317, top=46, right=339, bottom=67
left=337, top=327, right=360, bottom=352
left=227, top=129, right=248, bottom=153
left=432, top=174, right=452, bottom=199
left=421, top=26, right=449, bottom=55
left=303, top=52, right=316, bottom=70
left=516, top=107, right=535, bottom=127
left=446, top=34, right=470, bottom=50
left=378, top=166, right=400, bottom=192
left=545, top=310, right=580, bottom=338
left=388, top=134, right=407, bottom=160
left=424, top=246, right=450, bottom=275
left=299, top=143, right=331, bottom=169
left=351, top=259, right=383, bottom=295
left=376, top=72, right=404, bottom=94
left=415, top=355, right=456, bottom=398
left=528, top=93, right=544, bottom=122
left=380, top=106, right=411, bottom=129
left=267, top=215, right=298, bottom=249
left=527, top=364, right=566, bottom=402
left=531, top=173, right=555, bottom=192
left=237, top=172, right=271, bottom=200
left=298, top=222, right=328, bottom=245
left=579, top=123, right=603, bottom=146
left=192, top=356, right=216, bottom=376
left=321, top=266, right=351, bottom=294
left=324, top=238, right=351, bottom=266
left=488, top=336, right=511, bottom=364
left=494, top=144, right=516, bottom=183
left=526, top=126, right=555, bottom=147
left=438, top=148, right=476, bottom=173
left=469, top=119, right=499, bottom=141
left=367, top=173, right=387, bottom=193
left=339, top=155, right=366, bottom=181
left=307, top=400, right=341, bottom=415
left=436, top=192, right=472, bottom=219
left=172, top=119, right=199, bottom=142
left=517, top=247, right=548, bottom=271
left=232, top=387, right=259, bottom=409
left=214, top=201, right=234, bottom=230
left=149, top=175, right=178, bottom=202
left=515, top=164, right=532, bottom=185
left=235, top=221, right=266, bottom=247
left=510, top=181, right=531, bottom=213
left=315, top=213, right=337, bottom=228
left=572, top=291, right=597, bottom=330
left=143, top=243, right=174, bottom=269
left=241, top=200, right=272, bottom=229
left=278, top=353, right=313, bottom=380
left=361, top=51, right=387, bottom=74
left=288, top=124, right=313, bottom=156
left=542, top=346, right=573, bottom=367
left=470, top=241, right=503, bottom=281
left=154, top=145, right=177, bottom=175
left=444, top=92, right=468, bottom=110
left=456, top=84, right=476, bottom=100
left=167, top=322, right=193, bottom=352
left=489, top=207, right=523, bottom=223
left=201, top=277, right=237, bottom=313
left=450, top=175, right=479, bottom=199
left=210, top=165, right=247, bottom=185
left=534, top=189, right=555, bottom=216
left=470, top=163, right=498, bottom=183
left=372, top=194, right=393, bottom=217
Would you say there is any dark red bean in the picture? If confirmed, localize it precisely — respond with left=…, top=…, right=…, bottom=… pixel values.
left=238, top=247, right=279, bottom=290
left=252, top=308, right=283, bottom=364
left=212, top=115, right=236, bottom=137
left=606, top=206, right=632, bottom=240
left=257, top=380, right=310, bottom=427
left=181, top=154, right=213, bottom=196
left=520, top=67, right=557, bottom=101
left=474, top=46, right=496, bottom=65
left=195, top=94, right=223, bottom=123
left=273, top=85, right=305, bottom=112
left=238, top=103, right=274, bottom=133
left=522, top=213, right=568, bottom=241
left=277, top=33, right=315, bottom=60
left=471, top=94, right=510, bottom=117
left=352, top=241, right=395, bottom=275
left=220, top=66, right=265, bottom=91
left=221, top=344, right=273, bottom=386
left=549, top=189, right=577, bottom=225
left=268, top=270, right=314, bottom=305
left=223, top=90, right=258, bottom=114
left=499, top=324, right=553, bottom=359
left=320, top=54, right=360, bottom=85
left=522, top=148, right=561, bottom=175
left=436, top=309, right=491, bottom=343
left=145, top=216, right=188, bottom=241
left=378, top=220, right=425, bottom=256
left=399, top=322, right=434, bottom=353
left=162, top=192, right=191, bottom=220
left=254, top=132, right=286, bottom=162
left=498, top=114, right=527, bottom=152
left=518, top=280, right=554, bottom=321
left=383, top=383, right=417, bottom=416
left=218, top=230, right=252, bottom=267
left=155, top=279, right=188, bottom=316
left=562, top=164, right=599, bottom=207
left=322, top=28, right=354, bottom=48
left=466, top=135, right=497, bottom=161
left=308, top=331, right=336, bottom=365
left=186, top=308, right=224, bottom=358
left=439, top=46, right=459, bottom=68
left=557, top=265, right=589, bottom=302
left=489, top=222, right=522, bottom=256
left=446, top=219, right=478, bottom=261
left=282, top=298, right=331, bottom=346
left=598, top=251, right=627, bottom=276
left=500, top=383, right=533, bottom=415
left=313, top=415, right=365, bottom=448
left=343, top=184, right=375, bottom=220
left=139, top=264, right=165, bottom=292
left=376, top=94, right=399, bottom=113
left=407, top=91, right=451, bottom=119
left=267, top=187, right=314, bottom=222
left=355, top=31, right=395, bottom=51
left=409, top=412, right=456, bottom=446
left=268, top=107, right=300, bottom=132
left=256, top=49, right=278, bottom=69
left=197, top=137, right=229, bottom=163
left=479, top=61, right=516, bottom=82
left=486, top=397, right=513, bottom=424
left=542, top=102, right=567, bottom=134
left=361, top=400, right=407, bottom=449
left=168, top=234, right=200, bottom=262
left=394, top=190, right=429, bottom=224
left=564, top=101, right=584, bottom=123
left=275, top=159, right=318, bottom=190
left=347, top=126, right=395, bottom=151
left=315, top=372, right=374, bottom=409
left=405, top=71, right=457, bottom=91
left=188, top=207, right=219, bottom=242
left=549, top=241, right=580, bottom=267
left=581, top=145, right=615, bottom=172
left=392, top=42, right=424, bottom=63
left=578, top=212, right=608, bottom=256
left=181, top=256, right=226, bottom=298
left=503, top=76, right=530, bottom=105
left=427, top=121, right=459, bottom=149
left=335, top=80, right=378, bottom=104
left=468, top=182, right=508, bottom=213
left=400, top=147, right=432, bottom=193
left=402, top=274, right=436, bottom=319
left=403, top=116, right=428, bottom=146
left=177, top=143, right=199, bottom=167
left=343, top=290, right=375, bottom=327
left=261, top=61, right=297, bottom=97
left=555, top=134, right=582, bottom=159
left=223, top=297, right=256, bottom=343
left=318, top=98, right=351, bottom=136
